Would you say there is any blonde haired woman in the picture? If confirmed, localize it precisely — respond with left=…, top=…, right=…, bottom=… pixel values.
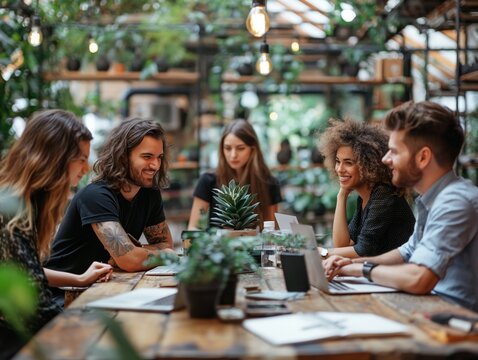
left=0, top=110, right=112, bottom=358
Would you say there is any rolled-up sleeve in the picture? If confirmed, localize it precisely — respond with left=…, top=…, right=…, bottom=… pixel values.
left=408, top=195, right=477, bottom=278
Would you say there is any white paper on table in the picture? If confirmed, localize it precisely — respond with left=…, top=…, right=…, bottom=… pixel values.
left=243, top=312, right=409, bottom=345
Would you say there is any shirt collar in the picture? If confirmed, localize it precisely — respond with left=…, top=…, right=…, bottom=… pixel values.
left=416, top=171, right=457, bottom=211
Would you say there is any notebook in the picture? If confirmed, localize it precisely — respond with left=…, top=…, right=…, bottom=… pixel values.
left=243, top=312, right=409, bottom=345
left=86, top=287, right=185, bottom=312
left=145, top=263, right=181, bottom=276
left=274, top=213, right=298, bottom=232
left=290, top=223, right=399, bottom=295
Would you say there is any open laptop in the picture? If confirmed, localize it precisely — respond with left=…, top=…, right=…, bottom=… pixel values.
left=290, top=223, right=398, bottom=295
left=274, top=213, right=298, bottom=232
left=145, top=263, right=180, bottom=276
left=86, top=286, right=185, bottom=312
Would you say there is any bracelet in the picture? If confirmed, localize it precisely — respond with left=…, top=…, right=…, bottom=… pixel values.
left=362, top=261, right=378, bottom=282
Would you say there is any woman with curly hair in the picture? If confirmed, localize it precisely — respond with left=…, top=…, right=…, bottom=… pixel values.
left=188, top=119, right=282, bottom=230
left=318, top=119, right=415, bottom=258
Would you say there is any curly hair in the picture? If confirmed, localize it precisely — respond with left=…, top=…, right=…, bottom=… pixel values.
left=0, top=109, right=92, bottom=260
left=93, top=118, right=169, bottom=191
left=318, top=119, right=392, bottom=186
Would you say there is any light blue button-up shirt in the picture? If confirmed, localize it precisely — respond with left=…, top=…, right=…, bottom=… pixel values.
left=399, top=171, right=478, bottom=311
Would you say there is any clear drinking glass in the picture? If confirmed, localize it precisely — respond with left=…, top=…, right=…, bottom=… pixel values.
left=261, top=221, right=277, bottom=268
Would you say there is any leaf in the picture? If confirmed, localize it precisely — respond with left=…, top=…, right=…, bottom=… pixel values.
left=0, top=263, right=38, bottom=335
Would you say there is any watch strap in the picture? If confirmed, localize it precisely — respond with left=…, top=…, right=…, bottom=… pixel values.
left=362, top=261, right=378, bottom=282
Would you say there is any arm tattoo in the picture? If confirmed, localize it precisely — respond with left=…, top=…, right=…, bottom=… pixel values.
left=93, top=222, right=135, bottom=257
left=144, top=222, right=171, bottom=249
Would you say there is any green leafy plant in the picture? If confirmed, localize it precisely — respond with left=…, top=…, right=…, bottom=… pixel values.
left=266, top=233, right=307, bottom=254
left=175, top=229, right=257, bottom=286
left=0, top=263, right=38, bottom=338
left=0, top=262, right=49, bottom=360
left=144, top=251, right=180, bottom=268
left=210, top=180, right=259, bottom=230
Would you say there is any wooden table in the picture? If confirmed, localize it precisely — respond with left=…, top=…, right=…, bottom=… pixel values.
left=15, top=269, right=478, bottom=359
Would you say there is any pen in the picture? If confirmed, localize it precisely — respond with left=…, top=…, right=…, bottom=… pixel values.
left=430, top=313, right=478, bottom=333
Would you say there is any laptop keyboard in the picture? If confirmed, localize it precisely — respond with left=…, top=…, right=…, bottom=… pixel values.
left=145, top=264, right=180, bottom=275
left=144, top=294, right=175, bottom=306
left=329, top=280, right=353, bottom=291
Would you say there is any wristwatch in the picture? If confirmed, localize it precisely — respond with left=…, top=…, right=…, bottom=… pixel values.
left=362, top=261, right=378, bottom=282
left=320, top=248, right=328, bottom=258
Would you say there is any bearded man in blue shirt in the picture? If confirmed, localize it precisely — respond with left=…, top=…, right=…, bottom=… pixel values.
left=324, top=100, right=478, bottom=312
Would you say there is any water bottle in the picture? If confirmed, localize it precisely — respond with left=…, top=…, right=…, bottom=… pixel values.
left=261, top=221, right=277, bottom=268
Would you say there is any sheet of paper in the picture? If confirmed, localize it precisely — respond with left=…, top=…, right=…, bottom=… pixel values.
left=243, top=312, right=409, bottom=345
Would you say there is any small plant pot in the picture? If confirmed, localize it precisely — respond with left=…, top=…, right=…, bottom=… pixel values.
left=112, top=62, right=126, bottom=73
left=130, top=56, right=144, bottom=72
left=66, top=56, right=81, bottom=71
left=155, top=57, right=169, bottom=72
left=96, top=55, right=110, bottom=72
left=218, top=274, right=238, bottom=306
left=237, top=62, right=254, bottom=76
left=280, top=253, right=310, bottom=292
left=184, top=283, right=221, bottom=318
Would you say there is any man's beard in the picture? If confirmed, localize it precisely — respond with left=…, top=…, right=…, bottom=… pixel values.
left=127, top=168, right=157, bottom=188
left=392, top=158, right=422, bottom=188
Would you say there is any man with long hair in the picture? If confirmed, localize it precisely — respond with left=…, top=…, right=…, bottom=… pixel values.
left=45, top=118, right=173, bottom=288
left=324, top=101, right=478, bottom=312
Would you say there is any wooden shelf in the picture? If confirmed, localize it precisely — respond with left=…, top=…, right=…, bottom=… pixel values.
left=222, top=74, right=413, bottom=86
left=461, top=70, right=478, bottom=82
left=43, top=70, right=199, bottom=85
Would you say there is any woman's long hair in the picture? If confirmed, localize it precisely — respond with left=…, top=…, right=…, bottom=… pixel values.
left=217, top=119, right=273, bottom=224
left=93, top=118, right=169, bottom=191
left=0, top=110, right=92, bottom=260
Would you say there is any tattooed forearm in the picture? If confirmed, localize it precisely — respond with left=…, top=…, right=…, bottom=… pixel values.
left=93, top=222, right=135, bottom=257
left=144, top=222, right=172, bottom=249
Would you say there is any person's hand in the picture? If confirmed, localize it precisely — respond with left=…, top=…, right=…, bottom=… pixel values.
left=78, top=261, right=113, bottom=286
left=337, top=187, right=353, bottom=199
left=323, top=255, right=352, bottom=280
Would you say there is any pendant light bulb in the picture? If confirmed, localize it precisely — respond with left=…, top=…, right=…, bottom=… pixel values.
left=246, top=0, right=270, bottom=38
left=88, top=36, right=99, bottom=54
left=256, top=43, right=272, bottom=75
left=28, top=16, right=43, bottom=47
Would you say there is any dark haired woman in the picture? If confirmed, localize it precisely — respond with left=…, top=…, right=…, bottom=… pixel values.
left=318, top=119, right=415, bottom=258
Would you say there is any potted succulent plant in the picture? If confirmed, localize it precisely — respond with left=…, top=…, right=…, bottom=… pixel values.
left=210, top=180, right=259, bottom=237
